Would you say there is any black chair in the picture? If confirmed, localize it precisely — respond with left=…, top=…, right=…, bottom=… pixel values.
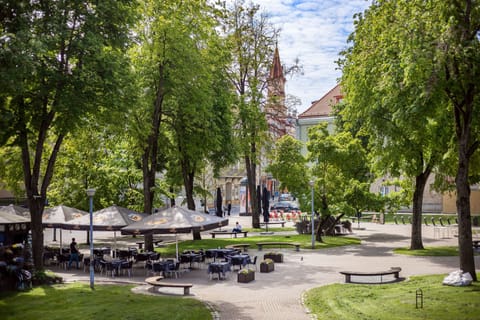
left=248, top=256, right=257, bottom=270
left=83, top=257, right=90, bottom=272
left=120, top=260, right=133, bottom=277
left=135, top=252, right=150, bottom=266
left=99, top=260, right=115, bottom=277
left=149, top=252, right=160, bottom=261
left=165, top=262, right=182, bottom=278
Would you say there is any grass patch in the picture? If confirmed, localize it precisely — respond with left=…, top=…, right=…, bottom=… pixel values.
left=0, top=283, right=211, bottom=320
left=155, top=234, right=360, bottom=257
left=394, top=246, right=459, bottom=256
left=304, top=274, right=480, bottom=320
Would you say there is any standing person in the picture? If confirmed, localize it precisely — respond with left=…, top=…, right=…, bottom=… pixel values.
left=68, top=238, right=80, bottom=269
left=227, top=201, right=232, bottom=216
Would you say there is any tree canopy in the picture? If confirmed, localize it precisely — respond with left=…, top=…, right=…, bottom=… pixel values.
left=339, top=0, right=479, bottom=278
left=0, top=0, right=137, bottom=269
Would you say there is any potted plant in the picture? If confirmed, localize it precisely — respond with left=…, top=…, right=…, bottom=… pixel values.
left=237, top=268, right=255, bottom=283
left=264, top=252, right=283, bottom=263
left=260, top=258, right=275, bottom=273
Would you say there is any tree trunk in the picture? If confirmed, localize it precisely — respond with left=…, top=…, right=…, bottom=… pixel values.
left=245, top=155, right=260, bottom=228
left=183, top=168, right=201, bottom=240
left=410, top=169, right=431, bottom=250
left=29, top=197, right=46, bottom=271
left=142, top=68, right=165, bottom=253
left=445, top=0, right=477, bottom=282
left=19, top=118, right=63, bottom=270
left=456, top=140, right=476, bottom=281
left=314, top=217, right=323, bottom=242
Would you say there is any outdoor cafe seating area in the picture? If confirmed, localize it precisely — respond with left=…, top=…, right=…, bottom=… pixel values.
left=43, top=244, right=257, bottom=281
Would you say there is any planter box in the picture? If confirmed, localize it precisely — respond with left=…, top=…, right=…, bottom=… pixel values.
left=237, top=271, right=255, bottom=283
left=260, top=262, right=275, bottom=273
left=264, top=253, right=283, bottom=263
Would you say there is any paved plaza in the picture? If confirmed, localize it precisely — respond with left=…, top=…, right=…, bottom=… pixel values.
left=46, top=216, right=479, bottom=320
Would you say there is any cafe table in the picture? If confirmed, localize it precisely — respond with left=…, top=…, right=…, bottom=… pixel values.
left=207, top=261, right=231, bottom=280
left=227, top=254, right=251, bottom=270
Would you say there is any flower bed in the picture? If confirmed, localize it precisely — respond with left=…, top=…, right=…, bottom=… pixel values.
left=237, top=269, right=255, bottom=283
left=260, top=259, right=275, bottom=273
left=264, top=252, right=283, bottom=263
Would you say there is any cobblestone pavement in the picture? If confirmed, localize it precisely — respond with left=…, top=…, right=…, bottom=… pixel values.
left=47, top=217, right=478, bottom=320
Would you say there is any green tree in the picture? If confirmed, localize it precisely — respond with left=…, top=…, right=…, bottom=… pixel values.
left=47, top=124, right=145, bottom=212
left=339, top=0, right=479, bottom=279
left=307, top=123, right=375, bottom=241
left=267, top=135, right=309, bottom=208
left=339, top=0, right=451, bottom=250
left=0, top=0, right=136, bottom=269
left=222, top=0, right=277, bottom=228
left=130, top=0, right=235, bottom=246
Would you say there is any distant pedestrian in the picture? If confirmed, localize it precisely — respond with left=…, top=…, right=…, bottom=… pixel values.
left=68, top=238, right=80, bottom=269
left=227, top=201, right=232, bottom=216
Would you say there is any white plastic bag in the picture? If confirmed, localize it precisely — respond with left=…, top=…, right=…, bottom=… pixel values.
left=442, top=270, right=473, bottom=286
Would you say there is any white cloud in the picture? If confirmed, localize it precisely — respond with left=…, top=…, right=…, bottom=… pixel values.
left=252, top=0, right=372, bottom=113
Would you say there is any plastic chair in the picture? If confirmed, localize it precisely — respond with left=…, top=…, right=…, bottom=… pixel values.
left=120, top=260, right=134, bottom=277
left=165, top=262, right=181, bottom=278
left=100, top=260, right=115, bottom=277
left=248, top=256, right=257, bottom=270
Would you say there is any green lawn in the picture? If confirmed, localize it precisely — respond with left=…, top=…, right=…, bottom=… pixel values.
left=155, top=234, right=360, bottom=257
left=394, top=246, right=459, bottom=256
left=304, top=274, right=480, bottom=320
left=0, top=283, right=211, bottom=320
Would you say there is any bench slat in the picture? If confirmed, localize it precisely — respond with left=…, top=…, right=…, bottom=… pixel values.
left=256, top=242, right=300, bottom=252
left=145, top=277, right=193, bottom=295
left=210, top=231, right=248, bottom=238
left=339, top=268, right=401, bottom=283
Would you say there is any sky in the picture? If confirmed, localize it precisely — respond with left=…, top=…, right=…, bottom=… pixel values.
left=252, top=0, right=372, bottom=114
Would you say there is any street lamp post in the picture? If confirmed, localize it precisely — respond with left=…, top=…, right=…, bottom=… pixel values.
left=86, top=188, right=96, bottom=290
left=309, top=180, right=315, bottom=249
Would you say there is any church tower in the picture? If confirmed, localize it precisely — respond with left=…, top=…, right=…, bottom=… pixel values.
left=265, top=45, right=289, bottom=140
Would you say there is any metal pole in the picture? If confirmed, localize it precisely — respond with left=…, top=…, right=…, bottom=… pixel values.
left=310, top=180, right=315, bottom=249
left=87, top=189, right=96, bottom=290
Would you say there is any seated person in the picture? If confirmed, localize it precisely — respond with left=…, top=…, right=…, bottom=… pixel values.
left=232, top=222, right=242, bottom=233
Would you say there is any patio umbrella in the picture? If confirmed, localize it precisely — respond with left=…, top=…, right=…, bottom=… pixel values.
left=216, top=187, right=223, bottom=218
left=61, top=205, right=147, bottom=255
left=43, top=205, right=89, bottom=228
left=0, top=210, right=30, bottom=224
left=0, top=204, right=30, bottom=218
left=121, top=206, right=229, bottom=260
left=262, top=187, right=270, bottom=223
left=43, top=205, right=89, bottom=252
left=256, top=185, right=261, bottom=219
left=0, top=210, right=30, bottom=245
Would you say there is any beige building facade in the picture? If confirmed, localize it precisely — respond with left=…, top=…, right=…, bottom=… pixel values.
left=296, top=84, right=479, bottom=215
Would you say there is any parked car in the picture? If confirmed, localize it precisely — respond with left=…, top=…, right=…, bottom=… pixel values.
left=278, top=193, right=293, bottom=201
left=270, top=201, right=299, bottom=212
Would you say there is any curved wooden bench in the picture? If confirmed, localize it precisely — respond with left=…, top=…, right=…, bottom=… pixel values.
left=145, top=276, right=193, bottom=295
left=256, top=241, right=300, bottom=252
left=260, top=221, right=286, bottom=228
left=225, top=243, right=250, bottom=252
left=210, top=231, right=248, bottom=238
left=339, top=267, right=401, bottom=283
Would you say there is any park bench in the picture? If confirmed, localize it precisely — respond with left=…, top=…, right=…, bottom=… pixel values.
left=145, top=276, right=193, bottom=295
left=256, top=241, right=300, bottom=252
left=209, top=231, right=248, bottom=238
left=473, top=240, right=480, bottom=249
left=260, top=221, right=286, bottom=228
left=339, top=267, right=402, bottom=284
left=225, top=243, right=250, bottom=252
